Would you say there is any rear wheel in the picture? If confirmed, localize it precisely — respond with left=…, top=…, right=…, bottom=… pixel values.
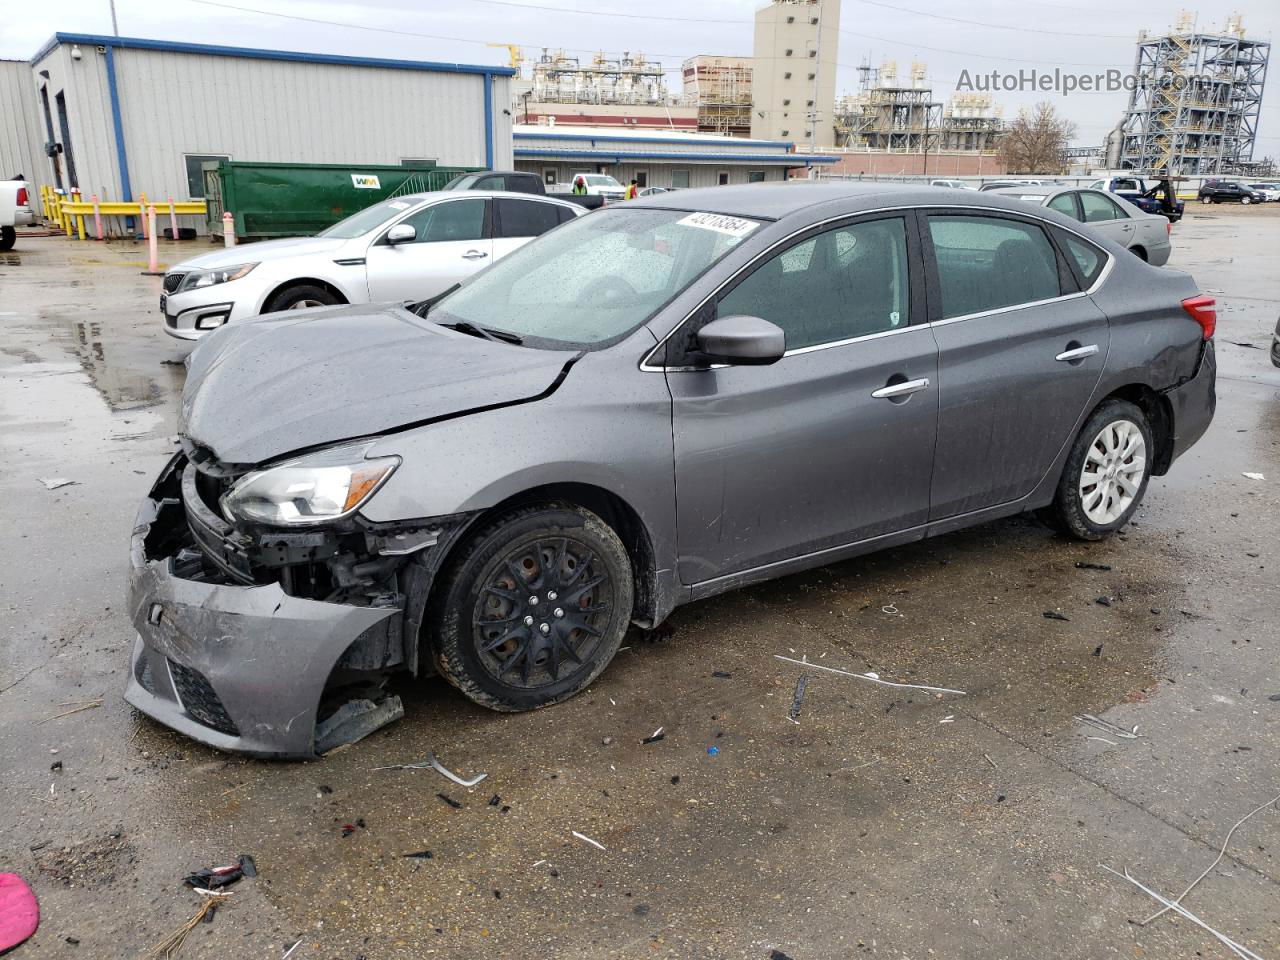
left=264, top=283, right=339, bottom=312
left=0, top=226, right=14, bottom=251
left=1047, top=399, right=1153, bottom=541
left=430, top=504, right=633, bottom=712
left=1201, top=196, right=1213, bottom=204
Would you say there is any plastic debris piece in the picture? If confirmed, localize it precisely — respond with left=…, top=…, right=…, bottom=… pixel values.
left=340, top=824, right=357, bottom=838
left=1269, top=694, right=1280, bottom=702
left=572, top=831, right=606, bottom=851
left=488, top=795, right=501, bottom=806
left=1075, top=714, right=1139, bottom=740
left=1043, top=611, right=1070, bottom=621
left=712, top=671, right=732, bottom=679
left=939, top=715, right=955, bottom=724
left=769, top=951, right=796, bottom=960
left=707, top=746, right=720, bottom=756
left=642, top=727, right=665, bottom=745
left=281, top=940, right=303, bottom=960
left=1242, top=472, right=1265, bottom=481
left=1075, top=561, right=1112, bottom=571
left=38, top=477, right=76, bottom=490
left=881, top=603, right=899, bottom=615
left=0, top=874, right=39, bottom=953
left=403, top=851, right=433, bottom=859
left=436, top=793, right=463, bottom=809
left=314, top=696, right=403, bottom=754
left=182, top=854, right=255, bottom=891
left=773, top=655, right=966, bottom=696
left=426, top=752, right=486, bottom=787
left=788, top=675, right=809, bottom=721
left=1093, top=645, right=1104, bottom=657
left=1095, top=596, right=1113, bottom=607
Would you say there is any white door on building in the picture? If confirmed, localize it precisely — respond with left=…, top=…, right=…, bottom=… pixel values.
left=365, top=197, right=492, bottom=303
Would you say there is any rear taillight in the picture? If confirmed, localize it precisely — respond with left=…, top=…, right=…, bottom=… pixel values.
left=1182, top=294, right=1216, bottom=340
left=16, top=187, right=28, bottom=206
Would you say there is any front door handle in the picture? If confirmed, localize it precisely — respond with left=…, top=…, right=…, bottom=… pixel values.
left=462, top=250, right=489, bottom=260
left=871, top=377, right=930, bottom=399
left=1056, top=344, right=1099, bottom=362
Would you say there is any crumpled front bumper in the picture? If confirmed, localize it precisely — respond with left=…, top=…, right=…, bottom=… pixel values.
left=124, top=463, right=397, bottom=758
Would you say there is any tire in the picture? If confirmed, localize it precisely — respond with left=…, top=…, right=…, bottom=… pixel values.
left=1241, top=196, right=1252, bottom=205
left=263, top=283, right=339, bottom=312
left=1201, top=196, right=1213, bottom=204
left=0, top=226, right=14, bottom=251
left=1047, top=399, right=1153, bottom=541
left=429, top=503, right=634, bottom=712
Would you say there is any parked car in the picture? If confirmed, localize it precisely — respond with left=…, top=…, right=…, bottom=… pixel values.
left=1198, top=181, right=1261, bottom=204
left=440, top=170, right=603, bottom=210
left=978, top=180, right=1039, bottom=191
left=990, top=186, right=1172, bottom=265
left=160, top=191, right=583, bottom=339
left=569, top=173, right=627, bottom=203
left=1247, top=182, right=1280, bottom=202
left=1087, top=176, right=1185, bottom=222
left=127, top=183, right=1216, bottom=756
left=637, top=186, right=677, bottom=197
left=929, top=179, right=972, bottom=190
left=0, top=177, right=36, bottom=251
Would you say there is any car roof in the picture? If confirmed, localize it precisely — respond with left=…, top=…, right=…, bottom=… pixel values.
left=625, top=181, right=1063, bottom=222
left=989, top=186, right=1058, bottom=197
left=402, top=189, right=578, bottom=206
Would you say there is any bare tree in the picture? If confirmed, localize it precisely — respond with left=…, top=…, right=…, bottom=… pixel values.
left=998, top=102, right=1078, bottom=174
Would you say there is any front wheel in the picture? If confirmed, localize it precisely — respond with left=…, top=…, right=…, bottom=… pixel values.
left=0, top=226, right=14, bottom=251
left=1241, top=196, right=1252, bottom=205
left=430, top=504, right=633, bottom=712
left=1046, top=399, right=1153, bottom=541
left=263, top=283, right=339, bottom=312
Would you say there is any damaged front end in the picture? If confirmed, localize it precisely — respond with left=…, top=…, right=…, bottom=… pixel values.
left=125, top=449, right=469, bottom=757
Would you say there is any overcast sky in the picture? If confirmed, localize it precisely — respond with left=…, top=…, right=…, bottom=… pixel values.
left=5, top=0, right=1276, bottom=155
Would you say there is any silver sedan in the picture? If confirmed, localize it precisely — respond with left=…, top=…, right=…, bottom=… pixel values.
left=991, top=186, right=1172, bottom=265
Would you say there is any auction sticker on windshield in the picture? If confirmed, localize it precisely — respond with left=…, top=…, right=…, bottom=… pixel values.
left=677, top=212, right=759, bottom=238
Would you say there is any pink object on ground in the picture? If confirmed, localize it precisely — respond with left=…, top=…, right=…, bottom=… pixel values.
left=0, top=873, right=39, bottom=952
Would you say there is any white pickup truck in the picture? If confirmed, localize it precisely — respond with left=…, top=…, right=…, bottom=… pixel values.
left=569, top=173, right=626, bottom=203
left=0, top=179, right=37, bottom=251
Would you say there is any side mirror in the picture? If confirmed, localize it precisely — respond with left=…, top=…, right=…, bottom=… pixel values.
left=386, top=224, right=416, bottom=245
left=696, top=315, right=786, bottom=366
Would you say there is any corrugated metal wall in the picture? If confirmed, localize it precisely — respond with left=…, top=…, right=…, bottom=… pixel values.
left=27, top=40, right=512, bottom=213
left=0, top=60, right=49, bottom=193
left=515, top=160, right=786, bottom=190
left=517, top=134, right=795, bottom=159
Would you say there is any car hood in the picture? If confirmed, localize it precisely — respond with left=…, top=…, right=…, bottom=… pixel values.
left=172, top=236, right=350, bottom=271
left=181, top=303, right=578, bottom=465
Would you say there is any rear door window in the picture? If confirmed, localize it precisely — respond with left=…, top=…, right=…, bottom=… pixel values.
left=927, top=215, right=1062, bottom=319
left=402, top=198, right=487, bottom=243
left=496, top=198, right=563, bottom=239
left=1047, top=192, right=1081, bottom=220
left=1053, top=228, right=1107, bottom=288
left=1080, top=191, right=1126, bottom=223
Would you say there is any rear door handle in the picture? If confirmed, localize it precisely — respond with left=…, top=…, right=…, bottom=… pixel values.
left=1056, top=344, right=1099, bottom=362
left=462, top=250, right=489, bottom=260
left=871, top=377, right=930, bottom=399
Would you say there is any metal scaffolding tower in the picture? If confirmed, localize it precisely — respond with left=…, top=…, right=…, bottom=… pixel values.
left=682, top=56, right=753, bottom=138
left=1118, top=13, right=1270, bottom=176
left=530, top=49, right=669, bottom=106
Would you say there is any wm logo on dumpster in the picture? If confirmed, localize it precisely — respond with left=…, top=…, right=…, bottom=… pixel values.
left=351, top=174, right=381, bottom=189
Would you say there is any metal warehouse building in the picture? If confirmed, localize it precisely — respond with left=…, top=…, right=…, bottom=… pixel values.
left=8, top=33, right=514, bottom=212
left=512, top=124, right=836, bottom=190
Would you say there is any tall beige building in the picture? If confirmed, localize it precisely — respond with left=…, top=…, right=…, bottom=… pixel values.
left=750, top=0, right=841, bottom=148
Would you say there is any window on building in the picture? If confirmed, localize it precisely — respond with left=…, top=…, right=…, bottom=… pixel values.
left=781, top=130, right=790, bottom=137
left=544, top=168, right=558, bottom=185
left=927, top=215, right=1062, bottom=319
left=184, top=154, right=230, bottom=199
left=783, top=99, right=791, bottom=106
left=635, top=170, right=648, bottom=188
left=717, top=171, right=731, bottom=186
left=808, top=49, right=817, bottom=58
left=785, top=48, right=793, bottom=56
left=807, top=100, right=814, bottom=107
left=748, top=171, right=767, bottom=183
left=400, top=158, right=438, bottom=167
left=810, top=16, right=819, bottom=24
left=786, top=15, right=795, bottom=22
left=54, top=91, right=78, bottom=190
left=783, top=72, right=792, bottom=79
left=671, top=170, right=690, bottom=189
left=807, top=73, right=815, bottom=80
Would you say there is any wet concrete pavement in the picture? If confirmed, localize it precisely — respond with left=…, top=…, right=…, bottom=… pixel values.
left=1, top=215, right=1277, bottom=959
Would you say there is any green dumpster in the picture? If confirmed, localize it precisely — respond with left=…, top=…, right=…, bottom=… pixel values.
left=202, top=161, right=481, bottom=240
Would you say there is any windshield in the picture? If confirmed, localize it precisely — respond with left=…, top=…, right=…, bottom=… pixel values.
left=432, top=208, right=760, bottom=348
left=585, top=175, right=621, bottom=188
left=442, top=173, right=481, bottom=190
left=317, top=198, right=417, bottom=238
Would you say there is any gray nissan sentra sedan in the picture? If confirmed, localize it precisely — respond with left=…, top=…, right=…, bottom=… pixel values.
left=126, top=183, right=1217, bottom=756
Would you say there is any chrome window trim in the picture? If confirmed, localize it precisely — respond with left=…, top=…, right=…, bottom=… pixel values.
left=638, top=202, right=1115, bottom=373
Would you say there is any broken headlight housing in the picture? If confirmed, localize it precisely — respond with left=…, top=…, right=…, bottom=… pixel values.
left=179, top=262, right=258, bottom=291
left=220, top=443, right=400, bottom=527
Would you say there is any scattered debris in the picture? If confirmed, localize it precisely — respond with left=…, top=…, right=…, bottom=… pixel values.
left=880, top=603, right=899, bottom=615
left=1074, top=714, right=1139, bottom=740
left=50, top=761, right=62, bottom=772
left=488, top=795, right=501, bottom=806
left=1102, top=865, right=1263, bottom=960
left=145, top=890, right=231, bottom=959
left=711, top=671, right=732, bottom=679
left=983, top=753, right=997, bottom=769
left=1042, top=611, right=1070, bottom=622
left=1075, top=562, right=1112, bottom=571
left=436, top=793, right=463, bottom=809
left=1086, top=736, right=1118, bottom=746
left=707, top=746, right=720, bottom=756
left=939, top=715, right=955, bottom=724
left=788, top=675, right=809, bottom=721
left=402, top=851, right=433, bottom=860
left=1242, top=472, right=1265, bottom=481
left=769, top=950, right=796, bottom=960
left=340, top=823, right=358, bottom=838
left=571, top=831, right=606, bottom=851
left=281, top=940, right=303, bottom=960
left=1095, top=596, right=1113, bottom=607
left=670, top=775, right=681, bottom=785
left=0, top=874, right=39, bottom=953
left=372, top=751, right=486, bottom=786
left=1269, top=694, right=1280, bottom=702
left=37, top=477, right=76, bottom=490
left=1093, top=645, right=1104, bottom=657
left=601, top=737, right=613, bottom=746
left=773, top=655, right=966, bottom=696
left=182, top=855, right=255, bottom=891
left=1137, top=790, right=1280, bottom=927
left=642, top=727, right=665, bottom=745
left=314, top=696, right=404, bottom=754
left=34, top=699, right=103, bottom=725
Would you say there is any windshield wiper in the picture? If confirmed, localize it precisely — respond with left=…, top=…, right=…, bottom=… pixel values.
left=444, top=321, right=524, bottom=345
left=409, top=283, right=461, bottom=318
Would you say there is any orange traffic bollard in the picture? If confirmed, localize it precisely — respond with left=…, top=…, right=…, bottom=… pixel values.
left=222, top=211, right=235, bottom=248
left=91, top=194, right=104, bottom=240
left=167, top=197, right=179, bottom=241
left=142, top=204, right=163, bottom=275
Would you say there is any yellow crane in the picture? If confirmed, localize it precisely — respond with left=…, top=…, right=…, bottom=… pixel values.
left=487, top=43, right=524, bottom=73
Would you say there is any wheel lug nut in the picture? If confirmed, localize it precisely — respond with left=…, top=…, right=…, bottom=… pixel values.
left=529, top=596, right=539, bottom=605
left=554, top=607, right=565, bottom=618
left=548, top=591, right=558, bottom=600
left=539, top=623, right=550, bottom=635
left=523, top=615, right=534, bottom=626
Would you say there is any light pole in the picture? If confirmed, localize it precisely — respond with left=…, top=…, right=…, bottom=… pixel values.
left=108, top=0, right=119, bottom=35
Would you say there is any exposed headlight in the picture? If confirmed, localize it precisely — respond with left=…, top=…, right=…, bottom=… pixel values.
left=220, top=443, right=400, bottom=526
left=179, top=263, right=258, bottom=292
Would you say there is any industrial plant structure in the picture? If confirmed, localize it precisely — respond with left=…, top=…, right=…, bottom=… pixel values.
left=750, top=0, right=841, bottom=149
left=682, top=56, right=753, bottom=138
left=1117, top=13, right=1270, bottom=176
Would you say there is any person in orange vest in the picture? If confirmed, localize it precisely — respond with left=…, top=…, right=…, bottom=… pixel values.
left=625, top=179, right=640, bottom=200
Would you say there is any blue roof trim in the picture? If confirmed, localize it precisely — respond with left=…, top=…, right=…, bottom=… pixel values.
left=516, top=131, right=796, bottom=149
left=514, top=148, right=837, bottom=165
left=31, top=33, right=515, bottom=76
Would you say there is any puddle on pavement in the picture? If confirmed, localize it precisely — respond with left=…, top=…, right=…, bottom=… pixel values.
left=60, top=317, right=166, bottom=411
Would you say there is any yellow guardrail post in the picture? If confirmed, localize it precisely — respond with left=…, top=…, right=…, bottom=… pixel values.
left=56, top=198, right=208, bottom=240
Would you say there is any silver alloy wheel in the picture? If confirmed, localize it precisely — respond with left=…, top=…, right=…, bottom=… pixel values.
left=1079, top=419, right=1146, bottom=525
left=289, top=299, right=325, bottom=309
